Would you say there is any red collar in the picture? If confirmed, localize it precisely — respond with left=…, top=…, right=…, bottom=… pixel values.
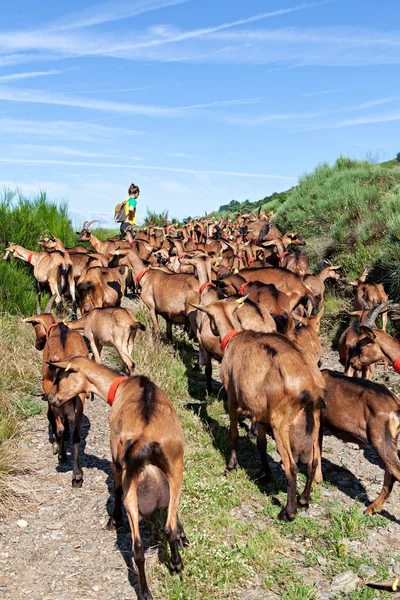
left=136, top=267, right=149, bottom=284
left=199, top=281, right=216, bottom=295
left=279, top=251, right=290, bottom=262
left=238, top=282, right=249, bottom=295
left=178, top=253, right=187, bottom=260
left=46, top=322, right=59, bottom=341
left=221, top=330, right=240, bottom=353
left=129, top=240, right=135, bottom=248
left=393, top=356, right=400, bottom=374
left=107, top=376, right=127, bottom=406
left=92, top=241, right=99, bottom=250
left=235, top=254, right=244, bottom=261
left=247, top=257, right=256, bottom=265
left=27, top=251, right=34, bottom=263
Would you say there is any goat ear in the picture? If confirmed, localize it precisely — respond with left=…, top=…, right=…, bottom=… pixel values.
left=360, top=326, right=376, bottom=340
left=315, top=306, right=325, bottom=321
left=46, top=360, right=79, bottom=372
left=349, top=280, right=359, bottom=286
left=23, top=316, right=40, bottom=325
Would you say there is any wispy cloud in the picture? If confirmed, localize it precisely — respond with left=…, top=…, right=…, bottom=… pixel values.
left=0, top=86, right=259, bottom=118
left=0, top=69, right=63, bottom=82
left=49, top=0, right=189, bottom=31
left=302, top=85, right=364, bottom=97
left=167, top=152, right=198, bottom=158
left=0, top=157, right=296, bottom=180
left=357, top=97, right=398, bottom=109
left=13, top=144, right=145, bottom=160
left=0, top=118, right=142, bottom=140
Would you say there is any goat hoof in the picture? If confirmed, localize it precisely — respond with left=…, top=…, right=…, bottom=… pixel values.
left=58, top=452, right=67, bottom=464
left=298, top=497, right=309, bottom=508
left=278, top=509, right=296, bottom=522
left=72, top=476, right=83, bottom=488
left=180, top=534, right=190, bottom=548
left=106, top=517, right=123, bottom=531
left=170, top=558, right=184, bottom=574
left=366, top=504, right=378, bottom=515
left=52, top=442, right=59, bottom=455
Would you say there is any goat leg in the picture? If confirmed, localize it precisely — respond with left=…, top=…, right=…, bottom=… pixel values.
left=71, top=396, right=84, bottom=488
left=256, top=422, right=273, bottom=481
left=107, top=465, right=123, bottom=530
left=367, top=469, right=395, bottom=515
left=176, top=516, right=190, bottom=549
left=273, top=426, right=298, bottom=521
left=226, top=390, right=239, bottom=471
left=124, top=484, right=153, bottom=600
left=47, top=404, right=59, bottom=455
left=165, top=460, right=184, bottom=575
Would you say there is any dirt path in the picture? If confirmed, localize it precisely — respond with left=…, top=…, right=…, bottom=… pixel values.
left=1, top=335, right=400, bottom=599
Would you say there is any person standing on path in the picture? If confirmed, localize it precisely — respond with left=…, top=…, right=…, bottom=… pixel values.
left=120, top=183, right=140, bottom=234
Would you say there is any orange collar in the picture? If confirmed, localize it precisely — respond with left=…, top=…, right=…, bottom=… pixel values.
left=199, top=281, right=216, bottom=295
left=238, top=282, right=249, bottom=295
left=178, top=253, right=187, bottom=260
left=247, top=257, right=256, bottom=265
left=136, top=267, right=149, bottom=284
left=235, top=254, right=244, bottom=261
left=92, top=240, right=99, bottom=250
left=220, top=330, right=240, bottom=353
left=27, top=251, right=34, bottom=263
left=279, top=251, right=290, bottom=262
left=393, top=356, right=400, bottom=374
left=129, top=240, right=135, bottom=248
left=46, top=322, right=59, bottom=341
left=107, top=376, right=127, bottom=406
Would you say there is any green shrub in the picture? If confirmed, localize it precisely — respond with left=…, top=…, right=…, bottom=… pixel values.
left=0, top=189, right=76, bottom=314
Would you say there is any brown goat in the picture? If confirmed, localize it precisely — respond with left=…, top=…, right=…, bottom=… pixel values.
left=279, top=251, right=311, bottom=277
left=76, top=266, right=125, bottom=315
left=349, top=302, right=397, bottom=374
left=322, top=369, right=400, bottom=514
left=350, top=268, right=389, bottom=331
left=47, top=357, right=188, bottom=600
left=303, top=264, right=341, bottom=308
left=77, top=220, right=130, bottom=255
left=194, top=303, right=325, bottom=520
left=217, top=276, right=293, bottom=333
left=3, top=242, right=76, bottom=314
left=67, top=307, right=146, bottom=375
left=116, top=248, right=199, bottom=341
left=24, top=314, right=89, bottom=486
left=288, top=308, right=324, bottom=365
left=218, top=269, right=313, bottom=313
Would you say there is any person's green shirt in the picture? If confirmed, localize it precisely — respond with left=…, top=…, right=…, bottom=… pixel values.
left=124, top=196, right=137, bottom=225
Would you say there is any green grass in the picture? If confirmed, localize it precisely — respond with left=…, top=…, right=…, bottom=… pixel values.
left=0, top=189, right=77, bottom=314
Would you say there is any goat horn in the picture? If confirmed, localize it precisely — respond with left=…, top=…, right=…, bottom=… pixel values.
left=324, top=259, right=333, bottom=266
left=86, top=220, right=99, bottom=229
left=361, top=298, right=369, bottom=310
left=362, top=301, right=392, bottom=329
left=44, top=293, right=57, bottom=314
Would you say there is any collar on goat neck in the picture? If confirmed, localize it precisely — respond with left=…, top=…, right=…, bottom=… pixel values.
left=107, top=376, right=128, bottom=406
left=279, top=251, right=290, bottom=262
left=199, top=281, right=216, bottom=295
left=238, top=281, right=249, bottom=295
left=129, top=239, right=135, bottom=248
left=247, top=257, right=256, bottom=265
left=220, top=330, right=240, bottom=353
left=46, top=322, right=59, bottom=341
left=27, top=251, right=34, bottom=263
left=393, top=356, right=400, bottom=374
left=136, top=267, right=149, bottom=284
left=92, top=238, right=99, bottom=250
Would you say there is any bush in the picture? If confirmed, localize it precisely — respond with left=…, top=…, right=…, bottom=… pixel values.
left=273, top=157, right=400, bottom=297
left=397, top=152, right=400, bottom=162
left=0, top=189, right=76, bottom=314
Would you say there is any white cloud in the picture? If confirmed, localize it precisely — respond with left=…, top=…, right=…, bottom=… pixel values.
left=0, top=156, right=296, bottom=180
left=0, top=69, right=63, bottom=82
left=167, top=152, right=198, bottom=158
left=13, top=144, right=144, bottom=161
left=49, top=0, right=189, bottom=31
left=0, top=118, right=142, bottom=140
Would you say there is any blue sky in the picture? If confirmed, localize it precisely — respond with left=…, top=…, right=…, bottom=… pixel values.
left=0, top=0, right=399, bottom=226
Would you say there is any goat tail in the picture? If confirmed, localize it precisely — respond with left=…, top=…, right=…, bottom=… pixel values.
left=57, top=263, right=68, bottom=297
left=130, top=322, right=146, bottom=332
left=123, top=439, right=170, bottom=479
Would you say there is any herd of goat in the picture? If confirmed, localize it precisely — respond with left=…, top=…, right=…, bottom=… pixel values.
left=4, top=209, right=400, bottom=600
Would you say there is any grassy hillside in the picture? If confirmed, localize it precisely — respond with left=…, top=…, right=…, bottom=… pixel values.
left=273, top=157, right=400, bottom=296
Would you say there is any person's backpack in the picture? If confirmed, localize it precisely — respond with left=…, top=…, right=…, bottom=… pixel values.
left=114, top=199, right=127, bottom=223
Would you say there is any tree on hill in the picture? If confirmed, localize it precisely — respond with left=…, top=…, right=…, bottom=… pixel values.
left=396, top=152, right=400, bottom=162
